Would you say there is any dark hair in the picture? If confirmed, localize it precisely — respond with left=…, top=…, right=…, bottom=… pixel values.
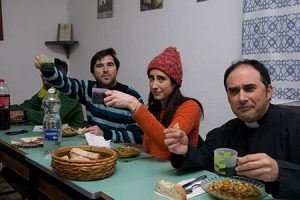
left=90, top=48, right=120, bottom=74
left=148, top=85, right=204, bottom=127
left=54, top=58, right=68, bottom=75
left=224, top=59, right=271, bottom=90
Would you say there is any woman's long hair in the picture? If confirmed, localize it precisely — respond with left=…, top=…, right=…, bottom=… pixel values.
left=148, top=84, right=204, bottom=127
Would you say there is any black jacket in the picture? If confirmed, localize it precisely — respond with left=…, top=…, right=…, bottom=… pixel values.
left=171, top=104, right=300, bottom=199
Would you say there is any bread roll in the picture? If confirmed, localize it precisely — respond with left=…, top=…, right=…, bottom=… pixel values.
left=70, top=148, right=100, bottom=160
left=155, top=180, right=186, bottom=200
left=61, top=155, right=70, bottom=160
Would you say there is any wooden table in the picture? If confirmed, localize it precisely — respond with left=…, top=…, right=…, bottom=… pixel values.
left=0, top=125, right=274, bottom=200
left=0, top=125, right=91, bottom=199
left=26, top=151, right=217, bottom=200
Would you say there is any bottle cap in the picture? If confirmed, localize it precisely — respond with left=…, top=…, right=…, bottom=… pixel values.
left=48, top=88, right=56, bottom=94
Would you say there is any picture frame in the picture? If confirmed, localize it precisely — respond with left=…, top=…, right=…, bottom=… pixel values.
left=140, top=0, right=163, bottom=12
left=0, top=0, right=3, bottom=41
left=97, top=0, right=113, bottom=19
left=57, top=24, right=72, bottom=41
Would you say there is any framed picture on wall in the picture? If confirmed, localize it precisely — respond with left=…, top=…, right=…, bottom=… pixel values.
left=57, top=24, right=72, bottom=41
left=140, top=0, right=163, bottom=12
left=98, top=0, right=113, bottom=19
left=0, top=0, right=3, bottom=41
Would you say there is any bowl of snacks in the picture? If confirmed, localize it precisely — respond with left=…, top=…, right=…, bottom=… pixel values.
left=111, top=146, right=140, bottom=158
left=62, top=127, right=78, bottom=137
left=201, top=176, right=267, bottom=200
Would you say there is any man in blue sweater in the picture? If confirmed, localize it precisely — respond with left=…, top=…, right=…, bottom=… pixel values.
left=35, top=48, right=144, bottom=144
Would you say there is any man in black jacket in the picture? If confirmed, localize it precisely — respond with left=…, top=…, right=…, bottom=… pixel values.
left=164, top=59, right=300, bottom=199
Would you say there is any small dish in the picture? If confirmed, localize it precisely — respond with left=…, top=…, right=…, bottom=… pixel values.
left=201, top=176, right=267, bottom=200
left=11, top=137, right=43, bottom=148
left=111, top=146, right=140, bottom=158
left=62, top=127, right=78, bottom=137
left=110, top=142, right=144, bottom=151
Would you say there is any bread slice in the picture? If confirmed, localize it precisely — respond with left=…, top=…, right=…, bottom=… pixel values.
left=70, top=154, right=92, bottom=162
left=155, top=179, right=186, bottom=200
left=70, top=148, right=100, bottom=160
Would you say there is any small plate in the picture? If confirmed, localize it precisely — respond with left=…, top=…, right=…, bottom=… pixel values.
left=62, top=128, right=78, bottom=137
left=201, top=176, right=267, bottom=200
left=11, top=137, right=43, bottom=148
left=110, top=142, right=144, bottom=151
left=111, top=146, right=140, bottom=158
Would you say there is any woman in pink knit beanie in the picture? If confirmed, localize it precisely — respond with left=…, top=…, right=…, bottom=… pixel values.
left=104, top=47, right=204, bottom=160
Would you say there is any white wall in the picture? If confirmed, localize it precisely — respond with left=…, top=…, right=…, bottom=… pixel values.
left=1, top=0, right=242, bottom=138
left=69, top=0, right=242, bottom=138
left=0, top=0, right=69, bottom=103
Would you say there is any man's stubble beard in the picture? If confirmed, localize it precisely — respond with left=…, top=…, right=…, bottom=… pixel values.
left=96, top=76, right=117, bottom=88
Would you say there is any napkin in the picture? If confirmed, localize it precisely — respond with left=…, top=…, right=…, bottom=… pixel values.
left=84, top=132, right=111, bottom=147
left=33, top=125, right=43, bottom=132
left=178, top=178, right=205, bottom=199
left=20, top=137, right=42, bottom=142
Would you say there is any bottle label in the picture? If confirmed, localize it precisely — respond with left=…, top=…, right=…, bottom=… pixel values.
left=44, top=128, right=61, bottom=141
left=0, top=96, right=10, bottom=109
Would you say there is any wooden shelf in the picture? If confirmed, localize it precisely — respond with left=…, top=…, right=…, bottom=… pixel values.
left=45, top=41, right=79, bottom=59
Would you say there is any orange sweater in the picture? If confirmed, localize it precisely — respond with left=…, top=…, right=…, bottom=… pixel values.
left=133, top=100, right=201, bottom=160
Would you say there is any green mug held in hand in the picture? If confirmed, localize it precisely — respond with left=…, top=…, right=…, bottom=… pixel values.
left=214, top=148, right=238, bottom=176
left=40, top=55, right=55, bottom=70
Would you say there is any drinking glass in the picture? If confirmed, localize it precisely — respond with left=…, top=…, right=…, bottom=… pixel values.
left=214, top=148, right=238, bottom=176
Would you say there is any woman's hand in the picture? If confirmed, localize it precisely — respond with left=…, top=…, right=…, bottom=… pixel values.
left=164, top=128, right=189, bottom=156
left=104, top=90, right=139, bottom=113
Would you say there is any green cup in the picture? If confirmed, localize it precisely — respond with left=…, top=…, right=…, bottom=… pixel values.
left=40, top=56, right=54, bottom=70
left=214, top=148, right=238, bottom=176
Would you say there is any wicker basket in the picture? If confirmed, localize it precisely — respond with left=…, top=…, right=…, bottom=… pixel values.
left=51, top=145, right=117, bottom=181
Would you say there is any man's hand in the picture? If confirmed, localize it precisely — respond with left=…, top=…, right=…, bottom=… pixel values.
left=10, top=110, right=25, bottom=120
left=34, top=54, right=49, bottom=70
left=164, top=128, right=189, bottom=156
left=34, top=55, right=42, bottom=70
left=236, top=153, right=279, bottom=182
left=85, top=125, right=104, bottom=136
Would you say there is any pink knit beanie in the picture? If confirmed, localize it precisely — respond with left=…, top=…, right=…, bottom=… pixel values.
left=147, top=47, right=183, bottom=87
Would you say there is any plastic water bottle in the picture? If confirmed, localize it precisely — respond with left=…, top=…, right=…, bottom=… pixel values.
left=0, top=79, right=10, bottom=130
left=42, top=88, right=62, bottom=156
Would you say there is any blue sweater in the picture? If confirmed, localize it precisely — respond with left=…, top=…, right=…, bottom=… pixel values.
left=41, top=67, right=144, bottom=144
